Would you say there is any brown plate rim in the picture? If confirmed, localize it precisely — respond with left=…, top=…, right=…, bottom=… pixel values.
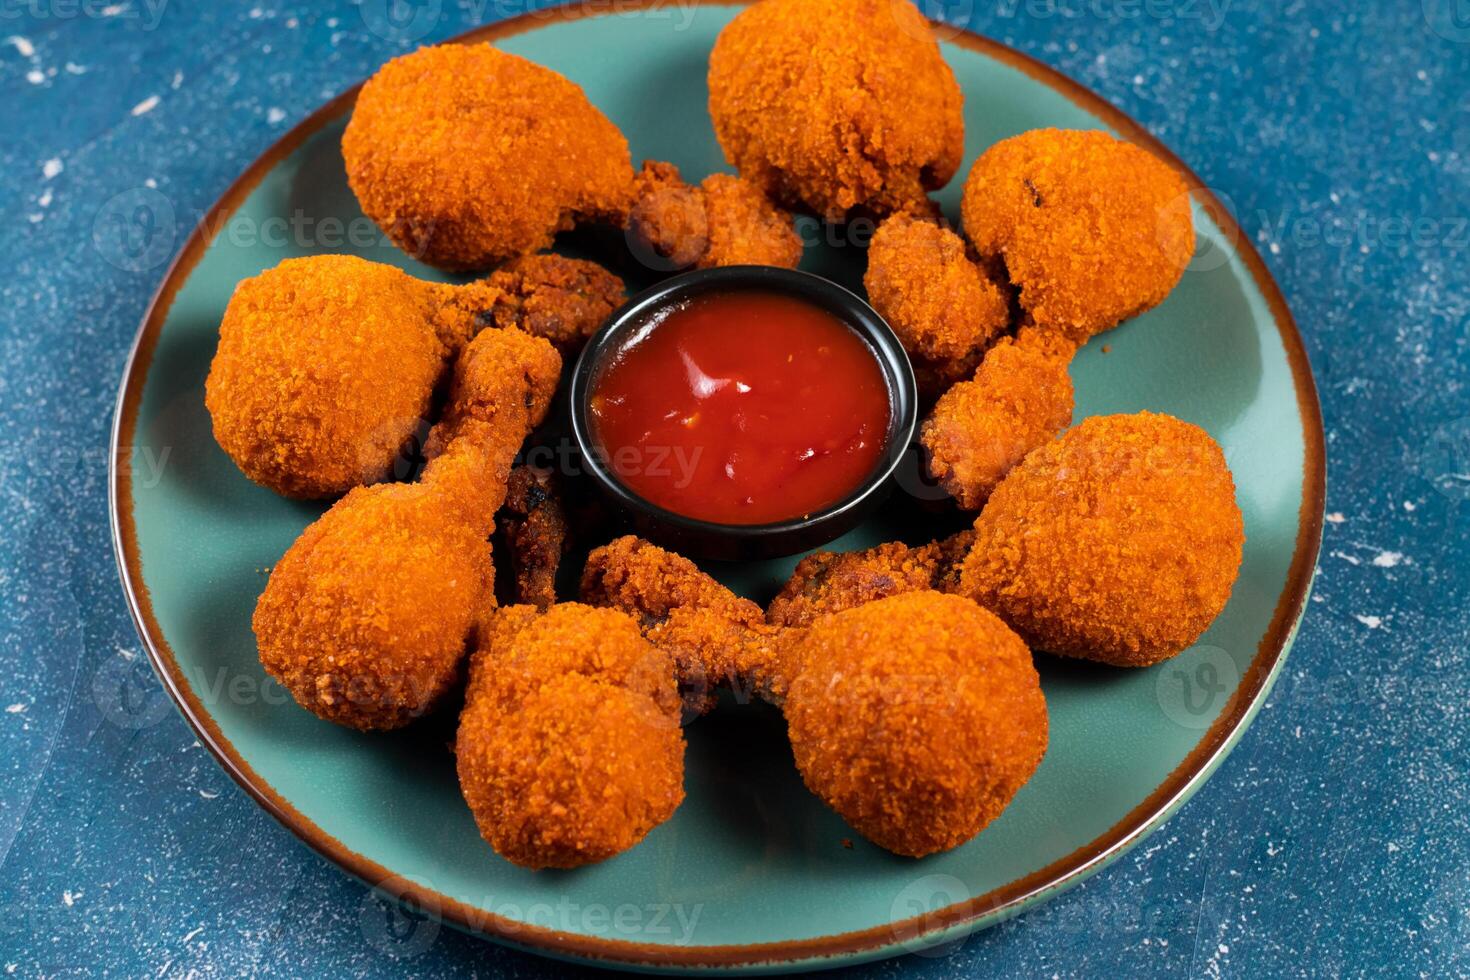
left=107, top=1, right=1327, bottom=971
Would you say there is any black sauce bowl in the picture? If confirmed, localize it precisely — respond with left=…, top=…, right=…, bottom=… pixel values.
left=568, top=266, right=918, bottom=561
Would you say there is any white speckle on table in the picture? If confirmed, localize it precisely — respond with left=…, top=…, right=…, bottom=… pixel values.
left=1326, top=512, right=1345, bottom=523
left=64, top=61, right=86, bottom=74
left=1371, top=551, right=1405, bottom=567
left=1387, top=841, right=1400, bottom=853
left=131, top=95, right=160, bottom=116
left=26, top=68, right=44, bottom=85
left=171, top=70, right=183, bottom=90
left=1404, top=500, right=1417, bottom=511
left=267, top=107, right=285, bottom=124
left=42, top=158, right=62, bottom=180
left=1330, top=550, right=1360, bottom=565
left=198, top=789, right=218, bottom=799
left=62, top=890, right=80, bottom=907
left=6, top=703, right=25, bottom=714
left=5, top=35, right=34, bottom=57
left=37, top=188, right=52, bottom=208
left=182, top=926, right=204, bottom=944
left=1355, top=614, right=1383, bottom=629
left=100, top=3, right=127, bottom=14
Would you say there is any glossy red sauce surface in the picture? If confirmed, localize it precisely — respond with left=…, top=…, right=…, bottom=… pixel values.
left=588, top=290, right=892, bottom=525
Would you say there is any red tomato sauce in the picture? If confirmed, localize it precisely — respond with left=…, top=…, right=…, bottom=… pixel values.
left=588, top=290, right=892, bottom=525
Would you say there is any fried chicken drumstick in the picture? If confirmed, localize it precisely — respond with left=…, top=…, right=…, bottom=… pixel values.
left=627, top=161, right=803, bottom=271
left=344, top=43, right=634, bottom=271
left=456, top=604, right=685, bottom=869
left=206, top=253, right=620, bottom=499
left=581, top=537, right=1047, bottom=859
left=253, top=327, right=561, bottom=730
left=707, top=0, right=964, bottom=221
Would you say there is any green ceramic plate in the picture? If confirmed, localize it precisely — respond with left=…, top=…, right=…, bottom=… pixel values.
left=110, top=2, right=1325, bottom=972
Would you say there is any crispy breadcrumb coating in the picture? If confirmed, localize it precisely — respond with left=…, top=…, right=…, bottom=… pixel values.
left=960, top=412, right=1244, bottom=667
left=700, top=173, right=804, bottom=268
left=627, top=161, right=707, bottom=269
left=253, top=329, right=561, bottom=730
left=343, top=44, right=633, bottom=271
left=781, top=592, right=1047, bottom=857
left=581, top=536, right=781, bottom=710
left=707, top=0, right=964, bottom=221
left=864, top=215, right=1011, bottom=395
left=207, top=253, right=620, bottom=498
left=456, top=253, right=625, bottom=352
left=457, top=604, right=684, bottom=869
left=499, top=465, right=569, bottom=609
left=206, top=255, right=456, bottom=499
left=921, top=333, right=1075, bottom=510
left=581, top=538, right=1051, bottom=857
left=961, top=128, right=1194, bottom=342
left=627, top=162, right=802, bottom=270
left=766, top=530, right=975, bottom=628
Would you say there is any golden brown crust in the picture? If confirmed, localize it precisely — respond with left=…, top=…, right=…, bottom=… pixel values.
left=343, top=44, right=633, bottom=271
left=782, top=592, right=1047, bottom=857
left=627, top=162, right=802, bottom=271
left=499, top=464, right=569, bottom=610
left=456, top=604, right=684, bottom=869
left=252, top=329, right=561, bottom=731
left=206, top=253, right=618, bottom=499
left=920, top=334, right=1075, bottom=510
left=765, top=531, right=976, bottom=628
left=960, top=412, right=1244, bottom=666
left=460, top=254, right=625, bottom=353
left=698, top=173, right=804, bottom=268
left=580, top=536, right=781, bottom=710
left=960, top=128, right=1194, bottom=342
left=205, top=255, right=455, bottom=499
left=707, top=0, right=964, bottom=221
left=863, top=215, right=1011, bottom=396
left=627, top=161, right=709, bottom=269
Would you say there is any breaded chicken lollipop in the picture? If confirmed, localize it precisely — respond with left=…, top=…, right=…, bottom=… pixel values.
left=628, top=161, right=803, bottom=271
left=581, top=536, right=780, bottom=711
left=960, top=412, right=1244, bottom=667
left=253, top=328, right=560, bottom=730
left=206, top=253, right=620, bottom=499
left=920, top=330, right=1076, bottom=510
left=708, top=0, right=964, bottom=221
left=961, top=128, right=1194, bottom=342
left=456, top=604, right=684, bottom=869
left=343, top=43, right=633, bottom=271
left=863, top=215, right=1011, bottom=396
left=779, top=592, right=1047, bottom=857
left=583, top=540, right=1049, bottom=857
left=766, top=530, right=975, bottom=627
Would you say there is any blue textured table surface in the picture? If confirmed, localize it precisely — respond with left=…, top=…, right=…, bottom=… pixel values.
left=2, top=1, right=1466, bottom=976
